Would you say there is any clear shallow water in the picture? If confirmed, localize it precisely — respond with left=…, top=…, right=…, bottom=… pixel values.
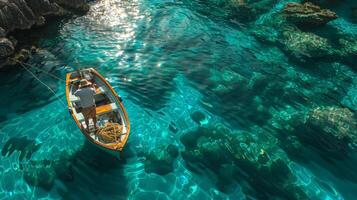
left=1, top=0, right=357, bottom=199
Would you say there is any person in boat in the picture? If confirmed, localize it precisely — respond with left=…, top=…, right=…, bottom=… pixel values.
left=75, top=79, right=97, bottom=131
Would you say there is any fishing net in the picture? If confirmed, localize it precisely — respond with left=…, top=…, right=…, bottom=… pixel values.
left=97, top=122, right=123, bottom=143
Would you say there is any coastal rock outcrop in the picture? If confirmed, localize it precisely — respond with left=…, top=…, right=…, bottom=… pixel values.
left=283, top=2, right=337, bottom=26
left=0, top=0, right=89, bottom=67
left=0, top=37, right=15, bottom=58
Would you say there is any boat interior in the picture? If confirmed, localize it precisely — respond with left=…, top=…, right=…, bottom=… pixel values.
left=67, top=69, right=128, bottom=146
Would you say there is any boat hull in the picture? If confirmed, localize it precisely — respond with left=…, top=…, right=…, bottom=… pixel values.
left=66, top=68, right=131, bottom=155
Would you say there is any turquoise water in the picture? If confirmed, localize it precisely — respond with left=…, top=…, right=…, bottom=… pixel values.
left=1, top=0, right=357, bottom=199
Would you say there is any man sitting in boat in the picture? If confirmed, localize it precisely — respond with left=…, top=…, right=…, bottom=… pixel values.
left=74, top=79, right=97, bottom=131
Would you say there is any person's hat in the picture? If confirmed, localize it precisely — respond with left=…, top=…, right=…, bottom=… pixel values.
left=80, top=79, right=91, bottom=87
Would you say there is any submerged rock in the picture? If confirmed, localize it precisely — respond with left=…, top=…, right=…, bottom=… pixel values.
left=180, top=123, right=340, bottom=199
left=283, top=2, right=337, bottom=26
left=0, top=37, right=15, bottom=58
left=280, top=28, right=335, bottom=61
left=144, top=144, right=179, bottom=175
left=251, top=9, right=356, bottom=66
left=275, top=106, right=357, bottom=158
left=306, top=106, right=357, bottom=151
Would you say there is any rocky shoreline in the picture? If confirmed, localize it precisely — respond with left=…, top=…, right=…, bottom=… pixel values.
left=0, top=0, right=90, bottom=68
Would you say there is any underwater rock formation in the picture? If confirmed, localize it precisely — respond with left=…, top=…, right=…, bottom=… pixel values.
left=180, top=123, right=340, bottom=199
left=0, top=0, right=89, bottom=66
left=305, top=107, right=357, bottom=153
left=274, top=106, right=357, bottom=158
left=251, top=8, right=356, bottom=66
left=279, top=28, right=335, bottom=61
left=283, top=2, right=337, bottom=26
left=200, top=68, right=289, bottom=127
left=144, top=144, right=179, bottom=175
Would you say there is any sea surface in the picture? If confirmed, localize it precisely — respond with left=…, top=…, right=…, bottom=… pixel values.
left=0, top=0, right=357, bottom=199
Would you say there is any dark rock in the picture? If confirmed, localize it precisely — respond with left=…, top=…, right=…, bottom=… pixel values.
left=0, top=27, right=5, bottom=37
left=0, top=37, right=14, bottom=58
left=144, top=144, right=179, bottom=175
left=55, top=0, right=90, bottom=13
left=30, top=45, right=38, bottom=53
left=8, top=36, right=17, bottom=46
left=283, top=2, right=337, bottom=26
left=0, top=0, right=36, bottom=33
left=0, top=0, right=89, bottom=65
left=15, top=48, right=31, bottom=62
left=190, top=111, right=206, bottom=125
left=35, top=16, right=46, bottom=26
left=25, top=0, right=65, bottom=17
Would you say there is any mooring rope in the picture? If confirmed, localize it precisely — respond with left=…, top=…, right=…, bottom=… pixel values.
left=14, top=60, right=68, bottom=108
left=20, top=61, right=66, bottom=82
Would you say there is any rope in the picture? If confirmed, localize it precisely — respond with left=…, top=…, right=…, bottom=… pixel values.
left=97, top=123, right=123, bottom=143
left=17, top=61, right=67, bottom=108
left=20, top=61, right=66, bottom=82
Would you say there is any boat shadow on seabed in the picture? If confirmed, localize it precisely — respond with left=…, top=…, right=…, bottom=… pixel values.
left=1, top=137, right=133, bottom=199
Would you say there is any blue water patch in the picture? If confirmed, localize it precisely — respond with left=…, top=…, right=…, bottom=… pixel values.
left=1, top=0, right=357, bottom=199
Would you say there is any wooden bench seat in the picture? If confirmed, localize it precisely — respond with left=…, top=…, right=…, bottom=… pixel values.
left=96, top=103, right=118, bottom=115
left=76, top=103, right=118, bottom=121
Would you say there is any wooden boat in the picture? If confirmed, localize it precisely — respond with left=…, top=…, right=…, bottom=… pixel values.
left=66, top=68, right=130, bottom=157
